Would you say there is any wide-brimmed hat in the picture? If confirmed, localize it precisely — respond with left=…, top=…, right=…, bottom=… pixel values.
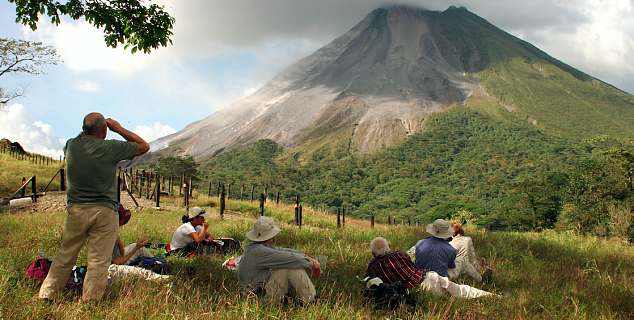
left=246, top=216, right=281, bottom=241
left=426, top=219, right=454, bottom=239
left=188, top=207, right=209, bottom=219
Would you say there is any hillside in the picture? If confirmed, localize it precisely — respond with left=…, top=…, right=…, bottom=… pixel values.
left=1, top=196, right=633, bottom=319
left=0, top=148, right=65, bottom=198
left=145, top=5, right=634, bottom=164
left=198, top=106, right=591, bottom=225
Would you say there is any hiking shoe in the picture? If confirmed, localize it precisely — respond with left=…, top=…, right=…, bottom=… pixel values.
left=481, top=268, right=493, bottom=283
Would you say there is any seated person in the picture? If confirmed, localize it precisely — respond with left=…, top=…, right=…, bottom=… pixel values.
left=238, top=216, right=321, bottom=304
left=415, top=219, right=491, bottom=282
left=169, top=207, right=216, bottom=256
left=108, top=207, right=169, bottom=281
left=450, top=222, right=482, bottom=270
left=109, top=239, right=170, bottom=281
left=366, top=237, right=495, bottom=299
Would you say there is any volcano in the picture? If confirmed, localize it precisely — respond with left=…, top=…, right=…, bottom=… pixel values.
left=149, top=5, right=634, bottom=163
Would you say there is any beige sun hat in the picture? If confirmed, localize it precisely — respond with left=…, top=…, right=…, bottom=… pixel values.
left=188, top=207, right=209, bottom=219
left=246, top=216, right=281, bottom=241
left=426, top=219, right=454, bottom=239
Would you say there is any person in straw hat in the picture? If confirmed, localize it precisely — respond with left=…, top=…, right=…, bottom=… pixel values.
left=238, top=216, right=321, bottom=304
left=415, top=219, right=492, bottom=283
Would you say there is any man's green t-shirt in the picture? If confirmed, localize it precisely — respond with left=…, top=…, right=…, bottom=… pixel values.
left=64, top=135, right=137, bottom=210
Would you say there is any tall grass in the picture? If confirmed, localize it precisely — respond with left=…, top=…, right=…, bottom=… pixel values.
left=1, top=196, right=633, bottom=319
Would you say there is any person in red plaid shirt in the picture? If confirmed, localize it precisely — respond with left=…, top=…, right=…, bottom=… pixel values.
left=365, top=237, right=496, bottom=299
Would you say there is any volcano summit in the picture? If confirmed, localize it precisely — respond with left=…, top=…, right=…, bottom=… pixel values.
left=151, top=5, right=634, bottom=162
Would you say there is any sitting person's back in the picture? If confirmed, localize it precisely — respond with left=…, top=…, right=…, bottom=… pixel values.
left=238, top=216, right=321, bottom=304
left=414, top=222, right=456, bottom=277
left=450, top=223, right=479, bottom=267
left=365, top=238, right=426, bottom=289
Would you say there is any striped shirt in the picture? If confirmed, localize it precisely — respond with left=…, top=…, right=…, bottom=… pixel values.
left=414, top=236, right=456, bottom=277
left=365, top=251, right=428, bottom=289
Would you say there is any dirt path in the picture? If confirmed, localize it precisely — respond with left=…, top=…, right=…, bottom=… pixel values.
left=4, top=191, right=178, bottom=213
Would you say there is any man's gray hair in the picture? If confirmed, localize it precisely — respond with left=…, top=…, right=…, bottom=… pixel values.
left=82, top=113, right=106, bottom=135
left=371, top=237, right=391, bottom=256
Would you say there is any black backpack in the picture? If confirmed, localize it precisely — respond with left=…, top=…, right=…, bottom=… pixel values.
left=363, top=281, right=419, bottom=309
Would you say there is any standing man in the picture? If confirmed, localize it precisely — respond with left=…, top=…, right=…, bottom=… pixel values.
left=39, top=113, right=149, bottom=302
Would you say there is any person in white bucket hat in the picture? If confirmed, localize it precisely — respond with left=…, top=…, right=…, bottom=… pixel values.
left=415, top=219, right=492, bottom=283
left=238, top=216, right=322, bottom=304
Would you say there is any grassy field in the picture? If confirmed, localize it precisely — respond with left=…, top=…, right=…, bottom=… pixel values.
left=0, top=150, right=65, bottom=198
left=1, top=194, right=633, bottom=319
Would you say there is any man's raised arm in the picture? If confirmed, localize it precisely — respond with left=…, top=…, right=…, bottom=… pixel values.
left=105, top=118, right=150, bottom=156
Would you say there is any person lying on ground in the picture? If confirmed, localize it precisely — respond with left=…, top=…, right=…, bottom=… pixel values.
left=111, top=205, right=155, bottom=265
left=415, top=219, right=492, bottom=282
left=108, top=206, right=170, bottom=281
left=366, top=237, right=496, bottom=299
left=238, top=216, right=321, bottom=304
left=450, top=222, right=482, bottom=270
left=169, top=207, right=216, bottom=256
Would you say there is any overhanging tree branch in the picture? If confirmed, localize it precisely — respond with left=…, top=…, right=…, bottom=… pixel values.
left=8, top=0, right=175, bottom=54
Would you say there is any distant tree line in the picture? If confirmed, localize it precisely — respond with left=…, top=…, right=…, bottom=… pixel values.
left=148, top=108, right=634, bottom=240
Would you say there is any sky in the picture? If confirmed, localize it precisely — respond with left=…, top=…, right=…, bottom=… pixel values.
left=1, top=0, right=633, bottom=159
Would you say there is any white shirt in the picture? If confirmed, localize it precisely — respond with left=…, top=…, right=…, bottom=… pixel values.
left=170, top=222, right=202, bottom=250
left=450, top=235, right=477, bottom=264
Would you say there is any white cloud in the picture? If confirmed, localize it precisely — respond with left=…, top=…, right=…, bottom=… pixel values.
left=0, top=103, right=65, bottom=158
left=134, top=122, right=177, bottom=144
left=72, top=80, right=102, bottom=93
left=22, top=19, right=159, bottom=76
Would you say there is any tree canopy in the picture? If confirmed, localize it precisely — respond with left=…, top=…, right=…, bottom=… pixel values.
left=0, top=37, right=61, bottom=110
left=7, top=0, right=175, bottom=54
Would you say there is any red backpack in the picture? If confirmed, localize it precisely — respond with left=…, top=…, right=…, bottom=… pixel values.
left=26, top=257, right=52, bottom=282
left=26, top=256, right=87, bottom=289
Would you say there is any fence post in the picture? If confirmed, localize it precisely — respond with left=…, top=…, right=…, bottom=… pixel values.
left=276, top=191, right=280, bottom=204
left=299, top=205, right=303, bottom=228
left=146, top=172, right=151, bottom=199
left=183, top=184, right=189, bottom=208
left=139, top=170, right=144, bottom=198
left=342, top=206, right=345, bottom=226
left=259, top=193, right=265, bottom=216
left=371, top=215, right=375, bottom=228
left=227, top=184, right=231, bottom=200
left=60, top=168, right=66, bottom=191
left=263, top=187, right=267, bottom=203
left=337, top=208, right=341, bottom=228
left=32, top=175, right=37, bottom=203
left=208, top=181, right=212, bottom=197
left=220, top=184, right=225, bottom=219
left=240, top=185, right=244, bottom=201
left=294, top=195, right=299, bottom=225
left=251, top=186, right=255, bottom=202
left=21, top=177, right=26, bottom=197
left=155, top=174, right=161, bottom=207
left=117, top=175, right=121, bottom=203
